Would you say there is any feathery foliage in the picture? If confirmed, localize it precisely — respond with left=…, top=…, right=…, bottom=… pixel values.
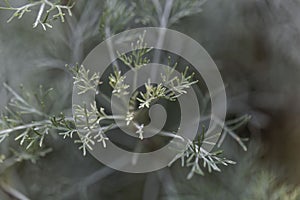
left=0, top=0, right=74, bottom=30
left=0, top=0, right=250, bottom=181
left=0, top=31, right=250, bottom=179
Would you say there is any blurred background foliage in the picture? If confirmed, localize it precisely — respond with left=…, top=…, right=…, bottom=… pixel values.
left=0, top=0, right=300, bottom=199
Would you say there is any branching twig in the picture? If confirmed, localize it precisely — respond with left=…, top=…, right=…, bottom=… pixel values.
left=0, top=0, right=75, bottom=30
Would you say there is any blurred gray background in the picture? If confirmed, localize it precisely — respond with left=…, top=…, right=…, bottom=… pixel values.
left=0, top=0, right=300, bottom=199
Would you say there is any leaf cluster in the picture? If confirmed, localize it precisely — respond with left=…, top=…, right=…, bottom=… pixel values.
left=0, top=0, right=75, bottom=30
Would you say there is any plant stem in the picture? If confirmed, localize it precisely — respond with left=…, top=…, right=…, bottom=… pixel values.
left=0, top=120, right=51, bottom=135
